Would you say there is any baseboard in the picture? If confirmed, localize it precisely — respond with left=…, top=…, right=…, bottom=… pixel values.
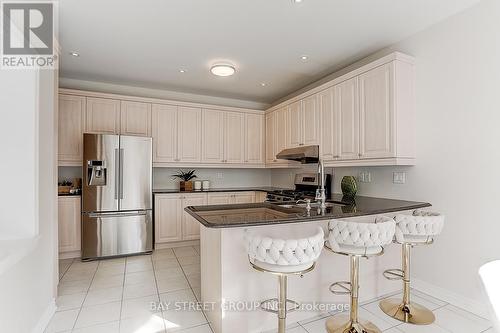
left=31, top=298, right=56, bottom=333
left=412, top=278, right=489, bottom=319
left=155, top=240, right=200, bottom=250
left=59, top=250, right=80, bottom=259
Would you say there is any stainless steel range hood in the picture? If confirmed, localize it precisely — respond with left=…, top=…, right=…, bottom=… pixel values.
left=276, top=145, right=319, bottom=163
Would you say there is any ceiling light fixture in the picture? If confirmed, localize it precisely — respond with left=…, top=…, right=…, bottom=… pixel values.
left=292, top=0, right=303, bottom=3
left=300, top=55, right=308, bottom=61
left=179, top=69, right=186, bottom=73
left=69, top=52, right=80, bottom=57
left=260, top=82, right=267, bottom=87
left=210, top=64, right=236, bottom=77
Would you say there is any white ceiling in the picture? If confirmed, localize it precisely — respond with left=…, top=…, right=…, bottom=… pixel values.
left=59, top=0, right=479, bottom=104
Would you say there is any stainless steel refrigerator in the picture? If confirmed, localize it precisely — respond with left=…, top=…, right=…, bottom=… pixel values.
left=81, top=133, right=153, bottom=260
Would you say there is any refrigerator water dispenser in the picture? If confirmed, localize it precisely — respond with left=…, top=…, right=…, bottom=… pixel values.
left=87, top=160, right=107, bottom=186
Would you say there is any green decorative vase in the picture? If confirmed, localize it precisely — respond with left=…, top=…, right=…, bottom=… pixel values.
left=341, top=176, right=358, bottom=198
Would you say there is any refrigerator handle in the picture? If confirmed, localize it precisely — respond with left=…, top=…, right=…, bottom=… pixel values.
left=114, top=148, right=119, bottom=200
left=119, top=148, right=124, bottom=199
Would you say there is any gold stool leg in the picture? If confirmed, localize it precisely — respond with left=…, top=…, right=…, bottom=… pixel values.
left=278, top=274, right=287, bottom=333
left=327, top=256, right=382, bottom=333
left=380, top=243, right=435, bottom=325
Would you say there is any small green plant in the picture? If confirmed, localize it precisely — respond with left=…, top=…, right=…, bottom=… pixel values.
left=172, top=170, right=197, bottom=182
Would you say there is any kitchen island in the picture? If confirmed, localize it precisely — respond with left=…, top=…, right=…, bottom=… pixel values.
left=184, top=195, right=430, bottom=333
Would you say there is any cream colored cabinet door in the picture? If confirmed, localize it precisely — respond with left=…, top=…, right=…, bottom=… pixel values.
left=224, top=112, right=245, bottom=163
left=120, top=101, right=152, bottom=136
left=178, top=107, right=202, bottom=162
left=255, top=191, right=268, bottom=203
left=359, top=63, right=395, bottom=158
left=232, top=192, right=256, bottom=204
left=265, top=112, right=276, bottom=163
left=58, top=94, right=85, bottom=165
left=319, top=87, right=338, bottom=160
left=336, top=77, right=360, bottom=160
left=287, top=101, right=303, bottom=148
left=152, top=104, right=178, bottom=163
left=181, top=194, right=207, bottom=240
left=245, top=113, right=264, bottom=164
left=207, top=193, right=232, bottom=205
left=85, top=97, right=120, bottom=134
left=154, top=194, right=183, bottom=243
left=58, top=196, right=81, bottom=253
left=302, top=94, right=320, bottom=146
left=202, top=109, right=225, bottom=163
left=275, top=107, right=288, bottom=158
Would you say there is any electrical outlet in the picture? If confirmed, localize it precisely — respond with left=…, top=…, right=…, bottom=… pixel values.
left=216, top=172, right=223, bottom=179
left=359, top=172, right=372, bottom=183
left=393, top=172, right=406, bottom=184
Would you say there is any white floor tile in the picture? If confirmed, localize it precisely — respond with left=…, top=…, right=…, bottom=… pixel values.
left=397, top=323, right=450, bottom=333
left=84, top=286, right=123, bottom=306
left=99, top=257, right=126, bottom=266
left=159, top=289, right=197, bottom=310
left=300, top=314, right=330, bottom=333
left=356, top=308, right=396, bottom=331
left=154, top=258, right=182, bottom=270
left=191, top=288, right=201, bottom=302
left=177, top=256, right=200, bottom=266
left=74, top=301, right=121, bottom=328
left=123, top=282, right=158, bottom=300
left=434, top=305, right=491, bottom=333
left=58, top=280, right=92, bottom=296
left=384, top=328, right=404, bottom=333
left=362, top=299, right=408, bottom=327
left=45, top=309, right=79, bottom=333
left=153, top=249, right=176, bottom=260
left=125, top=270, right=156, bottom=286
left=120, top=313, right=167, bottom=333
left=60, top=270, right=95, bottom=283
left=72, top=321, right=119, bottom=333
left=181, top=264, right=200, bottom=276
left=157, top=276, right=191, bottom=294
left=126, top=260, right=154, bottom=273
left=121, top=294, right=161, bottom=320
left=155, top=267, right=185, bottom=279
left=261, top=322, right=301, bottom=333
left=192, top=246, right=200, bottom=255
left=90, top=274, right=124, bottom=290
left=173, top=247, right=198, bottom=258
left=177, top=324, right=212, bottom=333
left=94, top=265, right=125, bottom=277
left=162, top=308, right=207, bottom=332
left=412, top=290, right=448, bottom=307
left=186, top=274, right=201, bottom=290
left=56, top=293, right=86, bottom=311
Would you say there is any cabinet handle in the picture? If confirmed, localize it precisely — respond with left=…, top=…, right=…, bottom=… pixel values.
left=334, top=155, right=340, bottom=158
left=299, top=143, right=304, bottom=146
left=358, top=153, right=363, bottom=157
left=273, top=159, right=277, bottom=162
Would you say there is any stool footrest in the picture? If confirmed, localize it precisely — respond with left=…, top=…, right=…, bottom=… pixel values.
left=329, top=281, right=351, bottom=295
left=383, top=269, right=404, bottom=280
left=259, top=298, right=300, bottom=314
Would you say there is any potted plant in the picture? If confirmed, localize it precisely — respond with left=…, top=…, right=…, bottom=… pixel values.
left=172, top=170, right=197, bottom=191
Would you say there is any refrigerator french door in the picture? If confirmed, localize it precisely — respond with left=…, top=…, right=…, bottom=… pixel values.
left=82, top=133, right=152, bottom=260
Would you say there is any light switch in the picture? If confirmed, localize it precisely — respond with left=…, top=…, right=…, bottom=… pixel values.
left=358, top=172, right=372, bottom=183
left=393, top=172, right=406, bottom=184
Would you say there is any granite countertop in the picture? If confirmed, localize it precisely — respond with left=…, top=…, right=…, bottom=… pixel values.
left=184, top=193, right=431, bottom=228
left=153, top=187, right=290, bottom=194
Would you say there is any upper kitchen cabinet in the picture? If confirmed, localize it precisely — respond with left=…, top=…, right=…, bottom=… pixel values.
left=120, top=101, right=152, bottom=137
left=152, top=104, right=201, bottom=164
left=269, top=52, right=416, bottom=167
left=85, top=97, right=121, bottom=134
left=265, top=107, right=289, bottom=166
left=58, top=94, right=85, bottom=166
left=202, top=109, right=225, bottom=163
left=245, top=113, right=265, bottom=164
left=224, top=111, right=245, bottom=163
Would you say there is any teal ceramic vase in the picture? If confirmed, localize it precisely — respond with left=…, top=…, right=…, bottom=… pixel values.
left=341, top=176, right=358, bottom=198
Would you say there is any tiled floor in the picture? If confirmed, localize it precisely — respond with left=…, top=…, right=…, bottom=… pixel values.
left=52, top=246, right=493, bottom=333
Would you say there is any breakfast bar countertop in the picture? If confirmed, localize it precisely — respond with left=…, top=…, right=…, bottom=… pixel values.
left=184, top=194, right=431, bottom=228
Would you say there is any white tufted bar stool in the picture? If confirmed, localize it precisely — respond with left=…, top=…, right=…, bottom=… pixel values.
left=325, top=217, right=396, bottom=333
left=380, top=210, right=444, bottom=325
left=246, top=227, right=324, bottom=333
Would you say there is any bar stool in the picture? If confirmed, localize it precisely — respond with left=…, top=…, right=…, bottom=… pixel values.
left=246, top=227, right=325, bottom=333
left=325, top=217, right=396, bottom=333
left=380, top=210, right=444, bottom=325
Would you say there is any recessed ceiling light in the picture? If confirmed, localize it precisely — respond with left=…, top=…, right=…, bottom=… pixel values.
left=210, top=64, right=236, bottom=77
left=300, top=55, right=308, bottom=61
left=260, top=82, right=267, bottom=87
left=179, top=69, right=186, bottom=73
left=292, top=0, right=303, bottom=3
left=69, top=52, right=80, bottom=57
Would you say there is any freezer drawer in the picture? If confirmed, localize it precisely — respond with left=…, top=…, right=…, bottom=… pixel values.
left=82, top=210, right=152, bottom=260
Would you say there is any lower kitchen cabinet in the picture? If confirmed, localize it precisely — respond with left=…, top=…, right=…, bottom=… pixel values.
left=58, top=196, right=81, bottom=253
left=155, top=191, right=258, bottom=245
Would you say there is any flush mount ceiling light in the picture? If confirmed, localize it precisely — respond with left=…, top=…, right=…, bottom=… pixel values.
left=69, top=52, right=80, bottom=57
left=300, top=55, right=308, bottom=61
left=292, top=0, right=303, bottom=3
left=210, top=64, right=236, bottom=77
left=179, top=69, right=186, bottom=73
